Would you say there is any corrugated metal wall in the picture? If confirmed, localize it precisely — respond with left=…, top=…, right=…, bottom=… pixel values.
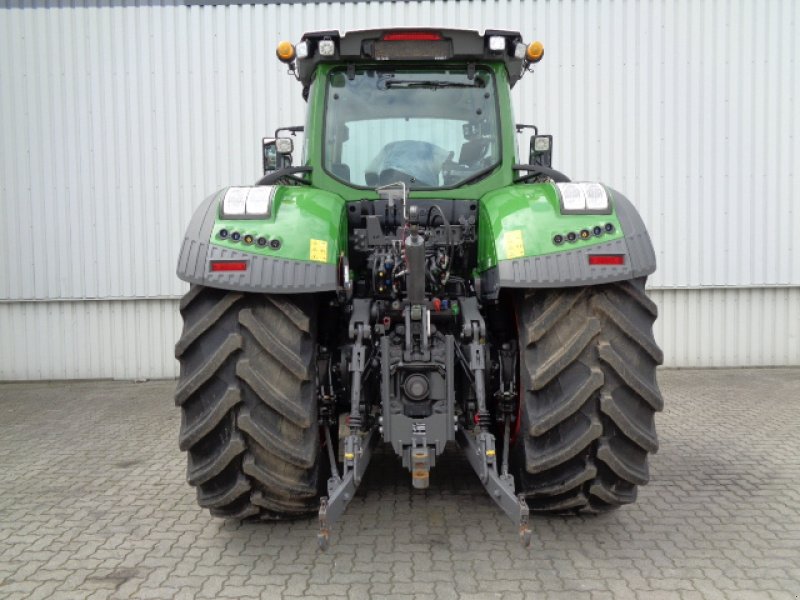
left=2, top=290, right=799, bottom=380
left=1, top=0, right=798, bottom=379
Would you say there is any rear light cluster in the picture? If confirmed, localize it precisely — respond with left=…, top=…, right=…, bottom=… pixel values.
left=487, top=36, right=543, bottom=63
left=553, top=222, right=615, bottom=246
left=218, top=229, right=282, bottom=250
left=279, top=38, right=337, bottom=63
left=278, top=31, right=543, bottom=66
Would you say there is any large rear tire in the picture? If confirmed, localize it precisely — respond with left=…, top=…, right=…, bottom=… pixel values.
left=174, top=286, right=321, bottom=520
left=512, top=278, right=663, bottom=512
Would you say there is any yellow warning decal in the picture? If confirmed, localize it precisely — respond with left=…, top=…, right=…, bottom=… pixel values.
left=504, top=230, right=525, bottom=259
left=309, top=239, right=329, bottom=263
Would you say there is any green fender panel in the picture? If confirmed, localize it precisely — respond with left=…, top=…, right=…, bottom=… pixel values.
left=176, top=186, right=346, bottom=293
left=476, top=183, right=656, bottom=294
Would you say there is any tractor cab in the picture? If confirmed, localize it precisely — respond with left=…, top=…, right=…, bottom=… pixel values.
left=265, top=29, right=551, bottom=195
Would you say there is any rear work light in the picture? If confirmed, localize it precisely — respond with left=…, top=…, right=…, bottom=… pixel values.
left=382, top=32, right=442, bottom=41
left=488, top=36, right=507, bottom=52
left=318, top=39, right=336, bottom=56
left=210, top=260, right=249, bottom=272
left=588, top=255, right=625, bottom=266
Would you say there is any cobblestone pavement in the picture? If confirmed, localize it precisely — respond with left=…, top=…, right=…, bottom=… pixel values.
left=0, top=369, right=799, bottom=600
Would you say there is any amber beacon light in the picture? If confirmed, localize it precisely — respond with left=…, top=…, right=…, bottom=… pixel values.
left=526, top=40, right=544, bottom=63
left=276, top=40, right=296, bottom=62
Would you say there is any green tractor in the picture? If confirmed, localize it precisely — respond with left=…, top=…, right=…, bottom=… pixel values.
left=174, top=28, right=663, bottom=549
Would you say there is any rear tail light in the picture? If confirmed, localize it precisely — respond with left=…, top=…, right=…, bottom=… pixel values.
left=588, top=255, right=625, bottom=266
left=210, top=260, right=248, bottom=272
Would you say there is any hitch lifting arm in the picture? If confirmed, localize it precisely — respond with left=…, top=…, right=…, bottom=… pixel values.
left=456, top=426, right=531, bottom=548
left=318, top=425, right=378, bottom=551
left=318, top=303, right=377, bottom=551
left=458, top=298, right=532, bottom=548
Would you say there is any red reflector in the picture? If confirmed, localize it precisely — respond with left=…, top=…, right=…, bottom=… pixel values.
left=383, top=32, right=442, bottom=41
left=210, top=260, right=248, bottom=272
left=588, top=255, right=625, bottom=266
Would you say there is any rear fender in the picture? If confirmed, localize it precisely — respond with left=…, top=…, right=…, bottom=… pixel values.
left=476, top=183, right=656, bottom=296
left=176, top=186, right=346, bottom=293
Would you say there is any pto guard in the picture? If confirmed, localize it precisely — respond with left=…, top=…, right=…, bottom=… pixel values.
left=176, top=186, right=345, bottom=293
left=477, top=184, right=656, bottom=297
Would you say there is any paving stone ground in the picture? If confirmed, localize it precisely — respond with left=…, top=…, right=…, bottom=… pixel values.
left=0, top=368, right=799, bottom=600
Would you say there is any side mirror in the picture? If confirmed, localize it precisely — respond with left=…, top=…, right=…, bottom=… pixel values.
left=263, top=138, right=278, bottom=173
left=262, top=137, right=293, bottom=173
left=530, top=134, right=553, bottom=168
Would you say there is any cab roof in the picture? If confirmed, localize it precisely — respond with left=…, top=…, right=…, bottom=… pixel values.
left=294, top=28, right=527, bottom=88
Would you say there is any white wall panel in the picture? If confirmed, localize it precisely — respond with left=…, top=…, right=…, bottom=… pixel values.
left=0, top=0, right=798, bottom=378
left=649, top=288, right=800, bottom=369
left=1, top=288, right=796, bottom=381
left=0, top=299, right=183, bottom=381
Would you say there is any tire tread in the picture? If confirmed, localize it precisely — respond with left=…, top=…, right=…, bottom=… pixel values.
left=513, top=278, right=663, bottom=512
left=174, top=286, right=320, bottom=520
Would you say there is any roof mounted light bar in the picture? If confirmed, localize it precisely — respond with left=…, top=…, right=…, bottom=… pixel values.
left=282, top=28, right=539, bottom=89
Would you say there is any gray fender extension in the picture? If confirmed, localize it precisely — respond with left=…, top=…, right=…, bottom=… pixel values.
left=175, top=189, right=337, bottom=294
left=480, top=189, right=656, bottom=294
